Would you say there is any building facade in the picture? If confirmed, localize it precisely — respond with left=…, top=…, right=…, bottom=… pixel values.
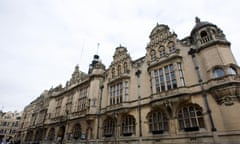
left=19, top=18, right=240, bottom=144
left=0, top=111, right=21, bottom=143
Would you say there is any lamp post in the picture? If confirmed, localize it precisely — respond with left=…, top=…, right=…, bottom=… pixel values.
left=188, top=48, right=216, bottom=132
left=135, top=70, right=142, bottom=143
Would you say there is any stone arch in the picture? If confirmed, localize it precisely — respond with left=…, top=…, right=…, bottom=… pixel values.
left=150, top=49, right=156, bottom=60
left=123, top=62, right=128, bottom=73
left=200, top=30, right=208, bottom=38
left=112, top=67, right=116, bottom=78
left=177, top=103, right=205, bottom=131
left=103, top=117, right=117, bottom=137
left=48, top=128, right=55, bottom=141
left=72, top=123, right=82, bottom=140
left=117, top=64, right=121, bottom=75
left=146, top=108, right=169, bottom=134
left=35, top=128, right=43, bottom=142
left=167, top=41, right=175, bottom=53
left=158, top=46, right=166, bottom=57
left=56, top=126, right=65, bottom=143
left=121, top=114, right=136, bottom=136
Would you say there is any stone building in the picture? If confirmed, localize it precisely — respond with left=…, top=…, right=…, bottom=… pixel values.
left=18, top=17, right=240, bottom=144
left=0, top=111, right=21, bottom=143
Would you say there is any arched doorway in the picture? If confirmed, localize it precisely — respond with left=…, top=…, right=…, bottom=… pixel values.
left=57, top=126, right=65, bottom=143
left=48, top=128, right=55, bottom=141
left=35, top=129, right=43, bottom=142
left=25, top=130, right=34, bottom=142
left=72, top=123, right=81, bottom=140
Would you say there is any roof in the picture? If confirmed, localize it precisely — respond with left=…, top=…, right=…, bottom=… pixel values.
left=191, top=17, right=216, bottom=35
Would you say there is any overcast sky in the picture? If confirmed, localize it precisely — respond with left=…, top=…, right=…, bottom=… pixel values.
left=0, top=0, right=240, bottom=112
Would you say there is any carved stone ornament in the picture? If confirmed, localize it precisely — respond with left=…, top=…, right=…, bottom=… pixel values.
left=223, top=96, right=234, bottom=106
left=210, top=85, right=240, bottom=106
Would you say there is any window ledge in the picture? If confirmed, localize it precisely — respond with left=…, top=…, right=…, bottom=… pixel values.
left=122, top=132, right=133, bottom=136
left=184, top=127, right=199, bottom=132
left=152, top=130, right=164, bottom=134
left=104, top=134, right=113, bottom=137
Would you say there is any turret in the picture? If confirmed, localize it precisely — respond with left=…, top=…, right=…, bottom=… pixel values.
left=189, top=17, right=237, bottom=79
left=190, top=17, right=230, bottom=51
left=87, top=54, right=105, bottom=115
left=88, top=55, right=105, bottom=74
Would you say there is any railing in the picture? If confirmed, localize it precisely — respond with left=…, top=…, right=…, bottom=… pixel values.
left=207, top=75, right=240, bottom=89
left=200, top=36, right=212, bottom=44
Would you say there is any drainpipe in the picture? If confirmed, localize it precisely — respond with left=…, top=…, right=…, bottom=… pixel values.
left=188, top=48, right=216, bottom=132
left=135, top=70, right=142, bottom=143
left=97, top=85, right=104, bottom=142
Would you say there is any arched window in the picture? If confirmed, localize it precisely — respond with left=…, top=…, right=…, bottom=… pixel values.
left=48, top=128, right=55, bottom=141
left=121, top=115, right=136, bottom=136
left=168, top=42, right=176, bottom=53
left=117, top=65, right=121, bottom=75
left=103, top=118, right=116, bottom=137
left=112, top=68, right=116, bottom=78
left=178, top=104, right=204, bottom=131
left=150, top=50, right=156, bottom=61
left=158, top=46, right=166, bottom=58
left=228, top=66, right=237, bottom=75
left=123, top=62, right=128, bottom=73
left=72, top=123, right=81, bottom=139
left=213, top=67, right=225, bottom=78
left=200, top=31, right=208, bottom=38
left=148, top=111, right=168, bottom=134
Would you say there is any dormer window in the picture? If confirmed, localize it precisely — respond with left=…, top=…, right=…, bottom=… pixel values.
left=213, top=67, right=225, bottom=78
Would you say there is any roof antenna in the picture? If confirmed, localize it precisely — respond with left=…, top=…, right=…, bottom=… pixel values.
left=97, top=43, right=100, bottom=55
left=80, top=39, right=85, bottom=62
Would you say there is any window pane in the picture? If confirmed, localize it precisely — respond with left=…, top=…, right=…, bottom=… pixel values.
left=213, top=68, right=225, bottom=78
left=148, top=111, right=168, bottom=133
left=229, top=67, right=237, bottom=75
left=178, top=105, right=205, bottom=130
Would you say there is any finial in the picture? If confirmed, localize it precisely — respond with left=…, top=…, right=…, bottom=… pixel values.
left=195, top=17, right=201, bottom=24
left=75, top=64, right=79, bottom=70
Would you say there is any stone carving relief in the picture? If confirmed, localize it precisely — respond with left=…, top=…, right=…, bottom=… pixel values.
left=210, top=85, right=240, bottom=106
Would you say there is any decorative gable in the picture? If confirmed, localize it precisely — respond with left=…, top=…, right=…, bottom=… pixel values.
left=146, top=24, right=179, bottom=64
left=108, top=45, right=132, bottom=80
